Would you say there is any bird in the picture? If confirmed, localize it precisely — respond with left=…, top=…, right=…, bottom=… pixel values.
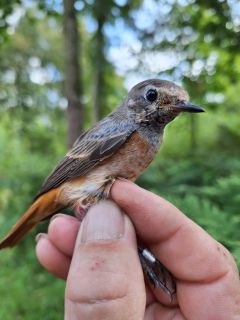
left=0, top=79, right=204, bottom=298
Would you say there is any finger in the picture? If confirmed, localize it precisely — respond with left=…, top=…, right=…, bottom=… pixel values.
left=111, top=181, right=240, bottom=317
left=48, top=214, right=80, bottom=257
left=36, top=234, right=71, bottom=280
left=65, top=200, right=146, bottom=320
left=111, top=180, right=232, bottom=282
left=178, top=268, right=240, bottom=319
left=145, top=283, right=155, bottom=306
left=145, top=303, right=185, bottom=320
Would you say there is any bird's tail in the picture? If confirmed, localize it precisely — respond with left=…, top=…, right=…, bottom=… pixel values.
left=0, top=189, right=60, bottom=249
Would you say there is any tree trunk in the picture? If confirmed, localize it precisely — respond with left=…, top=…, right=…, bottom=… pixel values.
left=63, top=0, right=83, bottom=148
left=93, top=17, right=105, bottom=122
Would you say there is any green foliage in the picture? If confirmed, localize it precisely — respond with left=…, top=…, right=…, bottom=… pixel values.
left=0, top=0, right=240, bottom=318
left=0, top=0, right=21, bottom=39
left=0, top=248, right=64, bottom=320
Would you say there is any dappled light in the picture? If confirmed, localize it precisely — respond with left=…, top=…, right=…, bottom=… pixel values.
left=0, top=0, right=240, bottom=319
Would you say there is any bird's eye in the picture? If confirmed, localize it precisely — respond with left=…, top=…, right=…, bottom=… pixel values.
left=146, top=89, right=157, bottom=102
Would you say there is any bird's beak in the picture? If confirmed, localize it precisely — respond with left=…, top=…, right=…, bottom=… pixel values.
left=173, top=101, right=205, bottom=113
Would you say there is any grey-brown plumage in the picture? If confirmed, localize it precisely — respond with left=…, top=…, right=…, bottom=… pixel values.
left=0, top=79, right=204, bottom=249
left=36, top=79, right=200, bottom=197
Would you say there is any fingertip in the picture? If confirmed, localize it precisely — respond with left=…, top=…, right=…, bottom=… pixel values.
left=36, top=234, right=71, bottom=280
left=35, top=234, right=50, bottom=267
left=35, top=233, right=49, bottom=259
left=35, top=232, right=48, bottom=244
left=111, top=179, right=138, bottom=201
left=48, top=214, right=80, bottom=257
left=111, top=180, right=146, bottom=214
left=50, top=213, right=79, bottom=224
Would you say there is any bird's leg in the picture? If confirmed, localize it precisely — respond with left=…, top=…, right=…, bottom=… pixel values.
left=74, top=177, right=116, bottom=220
left=74, top=203, right=90, bottom=221
left=138, top=247, right=176, bottom=301
left=103, top=176, right=116, bottom=198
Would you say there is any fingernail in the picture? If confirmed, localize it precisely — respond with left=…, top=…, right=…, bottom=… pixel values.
left=50, top=213, right=77, bottom=223
left=35, top=233, right=47, bottom=243
left=80, top=200, right=124, bottom=243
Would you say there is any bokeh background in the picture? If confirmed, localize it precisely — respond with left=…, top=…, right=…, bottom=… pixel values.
left=0, top=0, right=240, bottom=318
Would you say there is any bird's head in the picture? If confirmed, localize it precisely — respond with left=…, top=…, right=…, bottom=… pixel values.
left=125, top=79, right=204, bottom=127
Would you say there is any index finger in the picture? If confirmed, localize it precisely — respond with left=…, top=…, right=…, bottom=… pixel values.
left=111, top=180, right=235, bottom=282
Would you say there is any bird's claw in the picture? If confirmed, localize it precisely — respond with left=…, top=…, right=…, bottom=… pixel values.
left=138, top=247, right=176, bottom=302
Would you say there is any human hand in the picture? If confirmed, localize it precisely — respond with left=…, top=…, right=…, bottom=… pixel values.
left=36, top=180, right=240, bottom=319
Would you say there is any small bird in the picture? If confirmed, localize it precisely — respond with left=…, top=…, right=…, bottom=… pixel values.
left=0, top=79, right=204, bottom=297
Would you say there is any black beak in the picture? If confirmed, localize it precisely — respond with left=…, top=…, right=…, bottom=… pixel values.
left=174, top=101, right=205, bottom=113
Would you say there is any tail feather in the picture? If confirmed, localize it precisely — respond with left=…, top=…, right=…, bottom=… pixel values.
left=0, top=189, right=61, bottom=249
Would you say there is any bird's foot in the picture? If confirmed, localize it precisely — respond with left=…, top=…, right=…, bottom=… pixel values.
left=73, top=177, right=116, bottom=221
left=74, top=203, right=91, bottom=221
left=138, top=247, right=176, bottom=301
left=103, top=176, right=116, bottom=198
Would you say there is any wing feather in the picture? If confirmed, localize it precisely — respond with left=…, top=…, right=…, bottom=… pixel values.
left=35, top=113, right=135, bottom=199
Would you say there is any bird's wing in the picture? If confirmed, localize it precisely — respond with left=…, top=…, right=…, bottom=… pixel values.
left=35, top=114, right=135, bottom=199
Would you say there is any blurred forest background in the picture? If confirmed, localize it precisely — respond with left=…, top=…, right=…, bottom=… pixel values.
left=0, top=0, right=240, bottom=318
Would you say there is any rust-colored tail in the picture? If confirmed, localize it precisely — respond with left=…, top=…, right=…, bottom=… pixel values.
left=0, top=189, right=61, bottom=249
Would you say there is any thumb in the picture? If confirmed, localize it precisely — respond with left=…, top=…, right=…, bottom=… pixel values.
left=65, top=200, right=146, bottom=320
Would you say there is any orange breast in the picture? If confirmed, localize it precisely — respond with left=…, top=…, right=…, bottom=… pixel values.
left=88, top=131, right=159, bottom=181
left=59, top=131, right=160, bottom=206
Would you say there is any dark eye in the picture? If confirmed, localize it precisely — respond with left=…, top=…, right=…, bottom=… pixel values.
left=146, top=89, right=157, bottom=102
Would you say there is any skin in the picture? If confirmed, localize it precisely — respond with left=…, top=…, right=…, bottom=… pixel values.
left=36, top=180, right=240, bottom=319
